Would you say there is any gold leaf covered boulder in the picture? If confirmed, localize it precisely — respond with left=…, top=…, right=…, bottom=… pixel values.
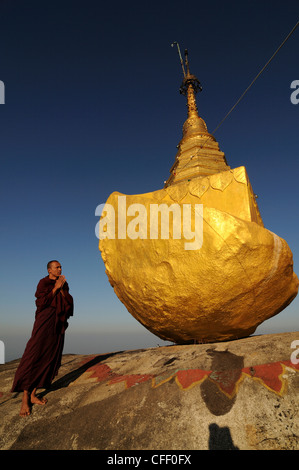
left=99, top=49, right=298, bottom=343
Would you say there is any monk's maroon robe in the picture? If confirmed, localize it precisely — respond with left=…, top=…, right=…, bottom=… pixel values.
left=11, top=276, right=73, bottom=392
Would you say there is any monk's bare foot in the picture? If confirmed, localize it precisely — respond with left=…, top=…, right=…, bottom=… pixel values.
left=30, top=389, right=47, bottom=406
left=19, top=391, right=31, bottom=417
left=31, top=396, right=47, bottom=405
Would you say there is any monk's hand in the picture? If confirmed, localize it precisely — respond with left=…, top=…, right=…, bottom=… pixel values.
left=54, top=275, right=66, bottom=290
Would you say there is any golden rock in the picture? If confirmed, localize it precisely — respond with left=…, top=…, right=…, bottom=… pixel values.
left=99, top=49, right=298, bottom=343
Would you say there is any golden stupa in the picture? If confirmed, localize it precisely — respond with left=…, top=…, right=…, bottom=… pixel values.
left=99, top=48, right=298, bottom=343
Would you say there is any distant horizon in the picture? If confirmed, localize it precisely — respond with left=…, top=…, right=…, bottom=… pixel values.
left=2, top=319, right=298, bottom=363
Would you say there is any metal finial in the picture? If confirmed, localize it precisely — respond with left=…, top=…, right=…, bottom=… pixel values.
left=171, top=43, right=203, bottom=96
left=184, top=49, right=190, bottom=75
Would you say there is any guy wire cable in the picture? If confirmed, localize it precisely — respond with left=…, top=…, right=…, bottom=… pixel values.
left=211, top=20, right=299, bottom=136
left=172, top=20, right=299, bottom=182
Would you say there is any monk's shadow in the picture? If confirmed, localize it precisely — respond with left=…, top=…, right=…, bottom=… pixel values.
left=39, top=352, right=119, bottom=398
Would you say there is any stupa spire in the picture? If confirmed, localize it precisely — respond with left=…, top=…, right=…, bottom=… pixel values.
left=179, top=47, right=202, bottom=119
left=165, top=44, right=230, bottom=187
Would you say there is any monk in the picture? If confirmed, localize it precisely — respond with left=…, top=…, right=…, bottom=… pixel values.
left=11, top=260, right=73, bottom=417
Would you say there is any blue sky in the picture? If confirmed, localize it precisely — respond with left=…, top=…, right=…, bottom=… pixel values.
left=0, top=0, right=298, bottom=361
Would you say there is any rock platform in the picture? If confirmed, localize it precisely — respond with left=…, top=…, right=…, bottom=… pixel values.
left=0, top=331, right=298, bottom=450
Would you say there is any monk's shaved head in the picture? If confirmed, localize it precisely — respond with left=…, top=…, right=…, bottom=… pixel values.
left=47, top=260, right=60, bottom=270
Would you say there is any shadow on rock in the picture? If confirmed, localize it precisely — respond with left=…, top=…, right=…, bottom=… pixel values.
left=40, top=352, right=119, bottom=397
left=200, top=349, right=244, bottom=416
left=208, top=423, right=239, bottom=450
